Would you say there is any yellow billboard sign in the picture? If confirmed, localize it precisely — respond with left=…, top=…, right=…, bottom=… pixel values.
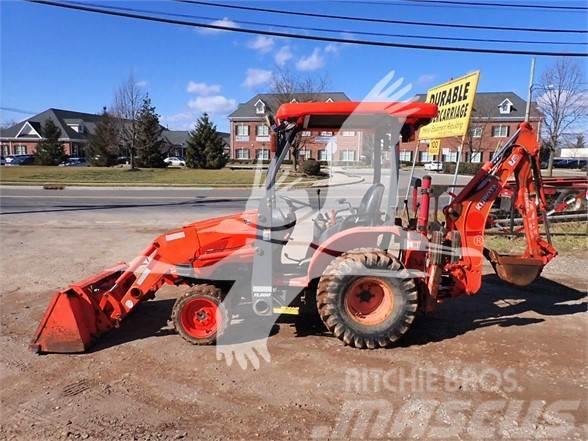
left=419, top=71, right=480, bottom=140
left=428, top=139, right=441, bottom=156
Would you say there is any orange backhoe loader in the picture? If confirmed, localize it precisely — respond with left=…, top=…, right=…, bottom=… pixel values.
left=31, top=101, right=557, bottom=353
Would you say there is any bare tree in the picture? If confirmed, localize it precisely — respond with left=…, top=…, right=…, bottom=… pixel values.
left=269, top=66, right=329, bottom=170
left=112, top=73, right=145, bottom=169
left=465, top=99, right=496, bottom=158
left=537, top=58, right=586, bottom=176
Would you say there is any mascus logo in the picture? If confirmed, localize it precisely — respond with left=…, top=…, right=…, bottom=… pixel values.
left=476, top=182, right=499, bottom=210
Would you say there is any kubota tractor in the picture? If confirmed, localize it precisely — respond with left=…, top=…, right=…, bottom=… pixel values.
left=31, top=101, right=556, bottom=353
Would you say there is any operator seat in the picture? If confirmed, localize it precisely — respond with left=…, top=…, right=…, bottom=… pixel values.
left=315, top=183, right=385, bottom=243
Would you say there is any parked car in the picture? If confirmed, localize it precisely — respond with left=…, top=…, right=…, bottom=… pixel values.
left=424, top=161, right=443, bottom=172
left=59, top=157, right=88, bottom=167
left=5, top=155, right=35, bottom=166
left=164, top=156, right=186, bottom=167
left=0, top=156, right=5, bottom=166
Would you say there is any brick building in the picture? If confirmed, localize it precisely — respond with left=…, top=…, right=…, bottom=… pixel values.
left=228, top=91, right=541, bottom=165
left=0, top=108, right=229, bottom=159
left=228, top=92, right=373, bottom=162
left=400, top=92, right=542, bottom=164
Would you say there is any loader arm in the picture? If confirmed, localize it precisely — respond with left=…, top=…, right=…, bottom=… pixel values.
left=442, top=122, right=556, bottom=296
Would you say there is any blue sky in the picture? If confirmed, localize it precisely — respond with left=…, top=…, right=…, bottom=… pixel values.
left=1, top=0, right=586, bottom=132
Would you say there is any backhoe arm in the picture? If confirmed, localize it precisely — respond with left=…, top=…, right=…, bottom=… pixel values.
left=442, top=122, right=557, bottom=296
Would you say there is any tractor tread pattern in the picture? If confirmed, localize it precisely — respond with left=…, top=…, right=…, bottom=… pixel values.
left=317, top=248, right=418, bottom=349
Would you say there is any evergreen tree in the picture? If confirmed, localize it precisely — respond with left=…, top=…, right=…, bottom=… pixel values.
left=35, top=119, right=66, bottom=165
left=185, top=113, right=228, bottom=169
left=87, top=109, right=120, bottom=166
left=135, top=96, right=165, bottom=168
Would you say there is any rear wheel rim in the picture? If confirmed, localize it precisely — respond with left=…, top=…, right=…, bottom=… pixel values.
left=180, top=297, right=220, bottom=339
left=344, top=277, right=394, bottom=326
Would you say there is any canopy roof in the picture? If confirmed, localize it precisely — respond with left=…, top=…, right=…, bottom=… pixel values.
left=275, top=101, right=438, bottom=129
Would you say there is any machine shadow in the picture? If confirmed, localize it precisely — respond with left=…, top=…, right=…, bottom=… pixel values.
left=91, top=299, right=280, bottom=352
left=90, top=299, right=177, bottom=352
left=399, top=274, right=586, bottom=347
left=91, top=275, right=585, bottom=352
left=293, top=274, right=586, bottom=346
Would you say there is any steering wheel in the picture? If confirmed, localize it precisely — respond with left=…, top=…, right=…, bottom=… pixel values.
left=280, top=195, right=311, bottom=211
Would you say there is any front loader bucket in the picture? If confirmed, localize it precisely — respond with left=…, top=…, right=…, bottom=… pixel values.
left=30, top=264, right=128, bottom=353
left=486, top=250, right=544, bottom=287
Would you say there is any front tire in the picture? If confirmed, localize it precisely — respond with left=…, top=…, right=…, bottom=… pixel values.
left=317, top=249, right=418, bottom=349
left=172, top=284, right=228, bottom=345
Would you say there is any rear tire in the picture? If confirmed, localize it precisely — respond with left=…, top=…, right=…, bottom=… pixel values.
left=317, top=249, right=418, bottom=349
left=172, top=284, right=228, bottom=345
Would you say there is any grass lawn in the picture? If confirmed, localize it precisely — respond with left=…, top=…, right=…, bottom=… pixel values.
left=0, top=166, right=316, bottom=187
left=486, top=221, right=587, bottom=254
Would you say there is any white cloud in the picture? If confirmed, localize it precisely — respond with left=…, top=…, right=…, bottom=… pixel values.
left=247, top=35, right=274, bottom=54
left=199, top=17, right=238, bottom=34
left=416, top=74, right=436, bottom=87
left=135, top=80, right=148, bottom=88
left=274, top=46, right=293, bottom=67
left=187, top=81, right=222, bottom=95
left=242, top=68, right=273, bottom=88
left=188, top=95, right=237, bottom=114
left=296, top=48, right=325, bottom=72
left=324, top=44, right=339, bottom=55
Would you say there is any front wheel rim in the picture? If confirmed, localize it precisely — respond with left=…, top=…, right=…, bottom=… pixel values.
left=180, top=297, right=220, bottom=339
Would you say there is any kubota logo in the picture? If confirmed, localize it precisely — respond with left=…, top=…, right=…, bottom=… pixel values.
left=476, top=183, right=499, bottom=210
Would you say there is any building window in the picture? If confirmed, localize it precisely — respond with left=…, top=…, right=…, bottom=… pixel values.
left=492, top=125, right=509, bottom=138
left=420, top=151, right=431, bottom=163
left=256, top=149, right=270, bottom=160
left=319, top=149, right=331, bottom=161
left=301, top=130, right=312, bottom=137
left=399, top=150, right=412, bottom=162
left=443, top=151, right=458, bottom=162
left=299, top=148, right=311, bottom=160
left=236, top=124, right=249, bottom=136
left=341, top=150, right=355, bottom=162
left=14, top=145, right=27, bottom=155
left=236, top=149, right=249, bottom=160
left=320, top=131, right=333, bottom=137
left=256, top=125, right=269, bottom=137
left=255, top=100, right=265, bottom=115
left=1, top=145, right=9, bottom=156
left=469, top=151, right=482, bottom=163
left=498, top=99, right=513, bottom=114
left=471, top=127, right=483, bottom=138
left=341, top=130, right=355, bottom=137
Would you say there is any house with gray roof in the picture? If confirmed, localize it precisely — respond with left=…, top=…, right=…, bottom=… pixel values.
left=0, top=108, right=229, bottom=159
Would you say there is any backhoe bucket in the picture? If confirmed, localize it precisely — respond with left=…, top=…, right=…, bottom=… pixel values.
left=487, top=251, right=544, bottom=287
left=30, top=264, right=128, bottom=353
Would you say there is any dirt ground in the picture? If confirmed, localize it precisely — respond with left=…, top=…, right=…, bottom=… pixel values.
left=1, top=209, right=587, bottom=441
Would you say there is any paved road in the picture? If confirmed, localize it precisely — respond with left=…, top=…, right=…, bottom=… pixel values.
left=0, top=169, right=469, bottom=216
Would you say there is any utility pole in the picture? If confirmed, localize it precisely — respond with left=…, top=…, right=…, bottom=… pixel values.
left=525, top=57, right=535, bottom=123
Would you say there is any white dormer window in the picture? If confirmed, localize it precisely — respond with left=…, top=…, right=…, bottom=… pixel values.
left=325, top=97, right=334, bottom=103
left=290, top=98, right=297, bottom=103
left=255, top=99, right=265, bottom=115
left=498, top=99, right=513, bottom=115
